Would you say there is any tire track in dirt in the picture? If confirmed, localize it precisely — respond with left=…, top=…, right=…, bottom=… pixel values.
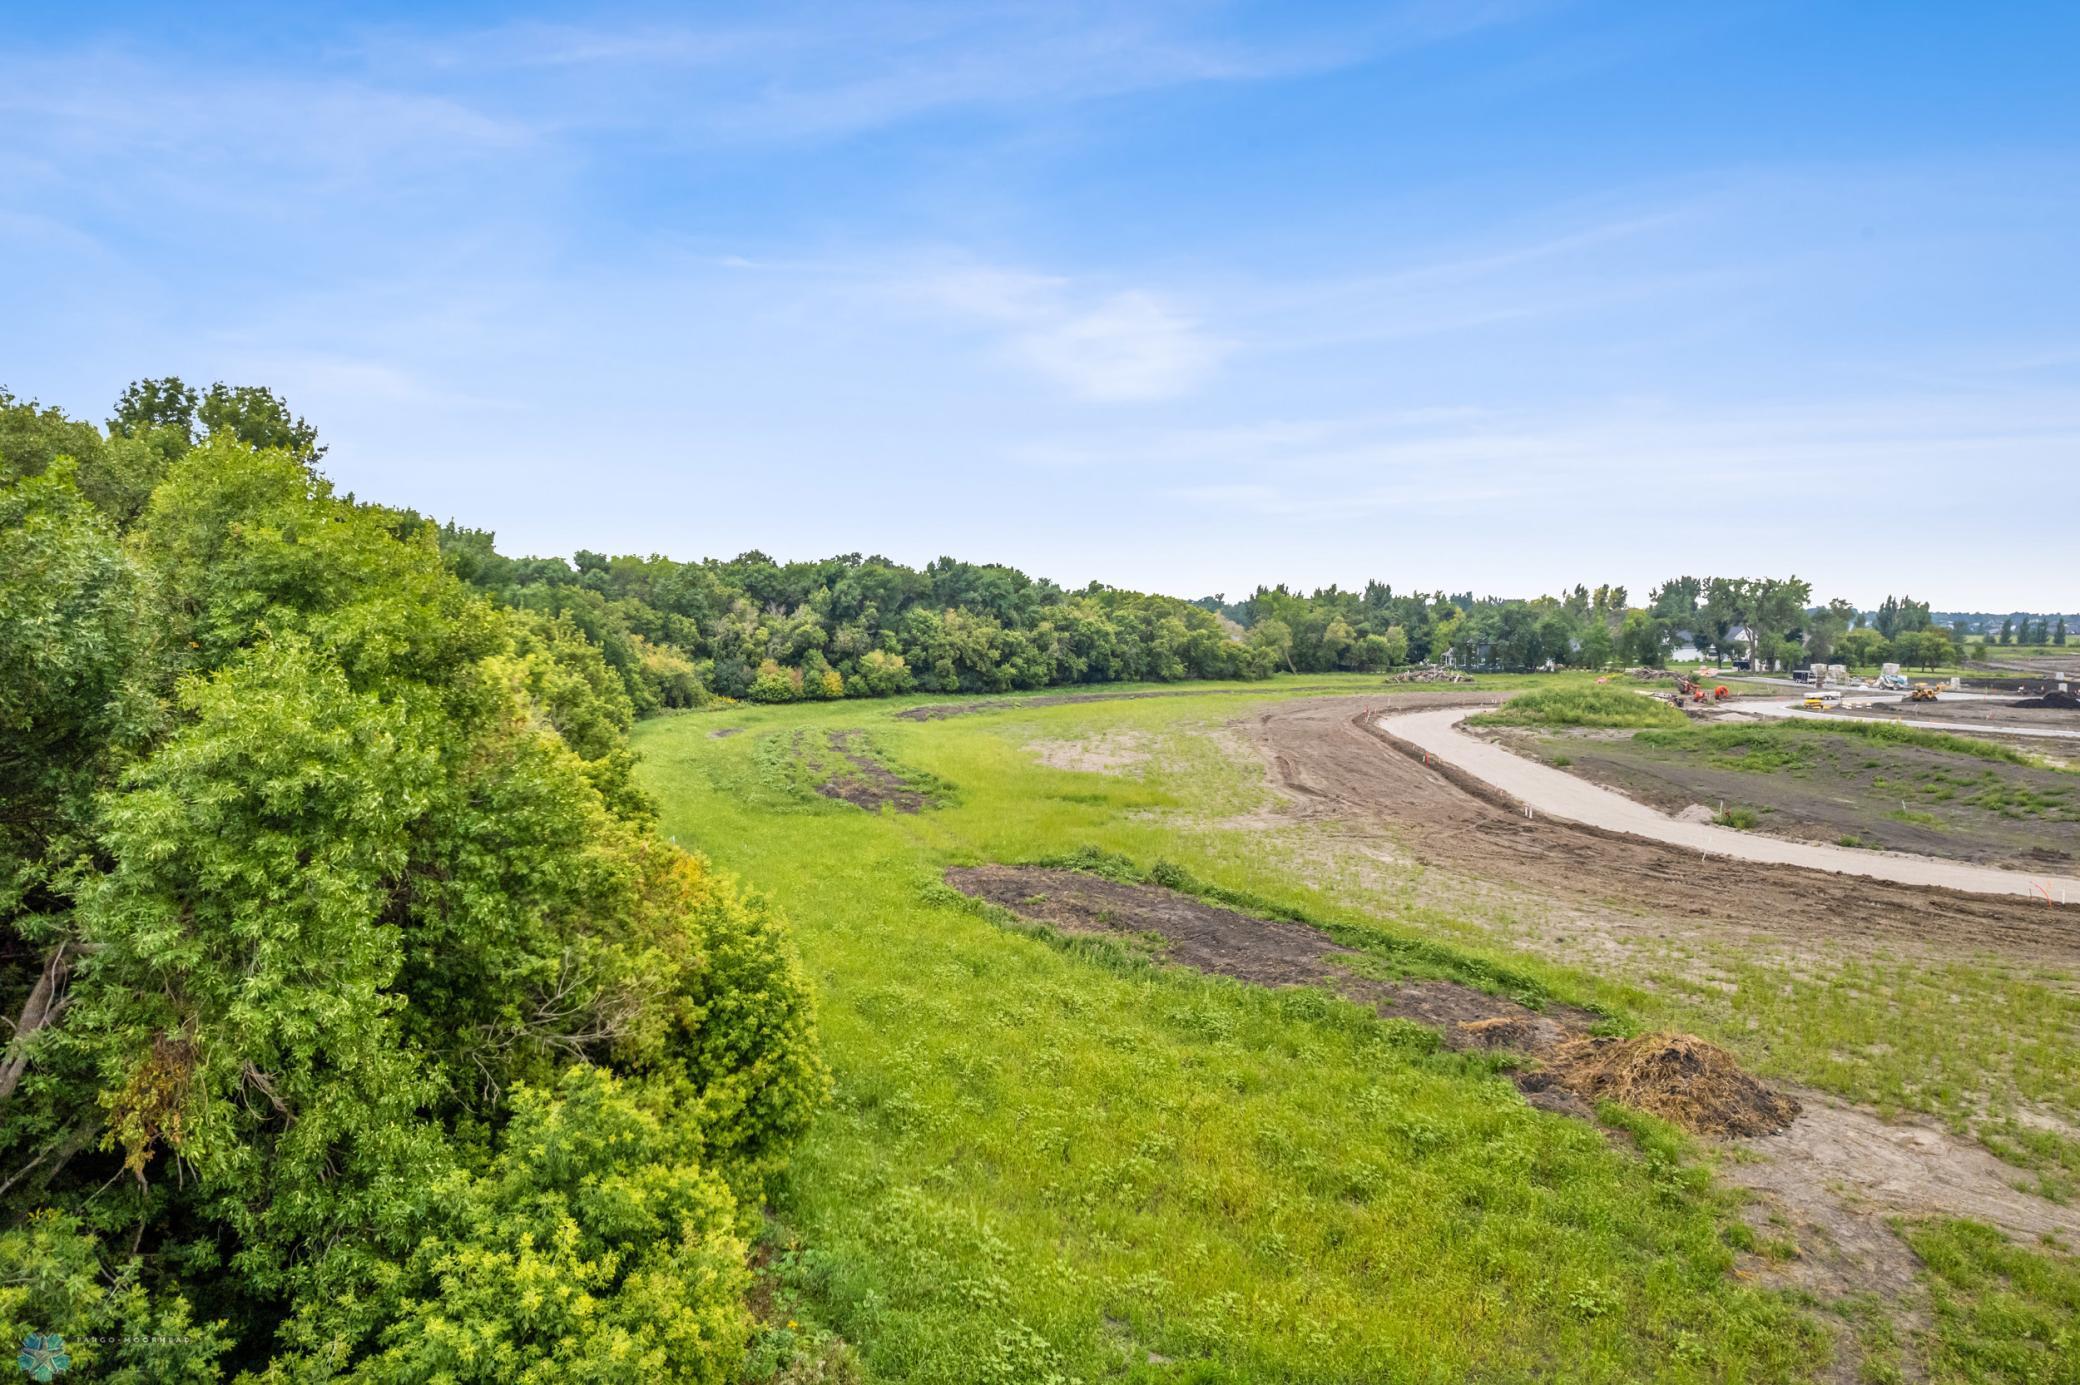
left=1382, top=704, right=2080, bottom=898
left=1247, top=695, right=2080, bottom=964
left=1242, top=694, right=2080, bottom=1381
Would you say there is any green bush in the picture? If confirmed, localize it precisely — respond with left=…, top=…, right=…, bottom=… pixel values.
left=1471, top=684, right=1690, bottom=730
left=0, top=403, right=825, bottom=1380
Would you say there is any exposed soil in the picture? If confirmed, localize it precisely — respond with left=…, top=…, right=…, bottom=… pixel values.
left=1512, top=726, right=2079, bottom=869
left=1824, top=696, right=2080, bottom=736
left=1230, top=693, right=2080, bottom=1366
left=818, top=730, right=928, bottom=812
left=939, top=864, right=1768, bottom=1126
left=1028, top=732, right=1150, bottom=774
left=1244, top=695, right=2080, bottom=966
left=709, top=726, right=745, bottom=738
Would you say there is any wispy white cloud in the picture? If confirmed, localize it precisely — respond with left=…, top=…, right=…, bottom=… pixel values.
left=339, top=1, right=1544, bottom=144
left=1140, top=391, right=2080, bottom=519
left=908, top=265, right=1226, bottom=400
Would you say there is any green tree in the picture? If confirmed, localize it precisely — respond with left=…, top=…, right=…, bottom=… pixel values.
left=196, top=383, right=326, bottom=463
left=0, top=399, right=825, bottom=1380
left=1837, top=628, right=1889, bottom=670
left=1249, top=618, right=1296, bottom=674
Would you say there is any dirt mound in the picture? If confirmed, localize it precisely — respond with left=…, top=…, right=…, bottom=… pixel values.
left=1385, top=668, right=1472, bottom=684
left=1535, top=1033, right=1800, bottom=1137
left=2011, top=690, right=2080, bottom=710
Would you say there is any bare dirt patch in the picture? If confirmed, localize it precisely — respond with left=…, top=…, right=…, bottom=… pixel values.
left=946, top=865, right=1838, bottom=1139
left=1228, top=694, right=2080, bottom=1365
left=1242, top=695, right=2080, bottom=966
left=709, top=726, right=745, bottom=739
left=945, top=864, right=1598, bottom=1044
left=818, top=730, right=928, bottom=813
left=1029, top=732, right=1150, bottom=775
left=1509, top=725, right=2079, bottom=870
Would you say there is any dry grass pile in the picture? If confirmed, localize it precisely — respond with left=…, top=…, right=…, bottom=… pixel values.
left=1541, top=1032, right=1801, bottom=1137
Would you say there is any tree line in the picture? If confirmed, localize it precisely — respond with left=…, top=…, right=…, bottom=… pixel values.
left=442, top=543, right=1981, bottom=718
left=2, top=382, right=824, bottom=1378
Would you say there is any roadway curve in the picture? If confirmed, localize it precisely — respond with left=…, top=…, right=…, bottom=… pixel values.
left=1377, top=705, right=2080, bottom=903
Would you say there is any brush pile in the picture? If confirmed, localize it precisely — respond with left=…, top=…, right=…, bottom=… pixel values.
left=1536, top=1032, right=1801, bottom=1137
left=1386, top=668, right=1474, bottom=684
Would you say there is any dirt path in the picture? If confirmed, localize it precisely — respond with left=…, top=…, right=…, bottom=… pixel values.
left=1380, top=705, right=2080, bottom=901
left=1245, top=696, right=2080, bottom=964
left=945, top=860, right=2080, bottom=1363
left=1748, top=695, right=2080, bottom=742
left=1232, top=695, right=2080, bottom=1376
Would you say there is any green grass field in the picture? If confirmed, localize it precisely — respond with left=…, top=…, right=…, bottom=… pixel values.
left=633, top=678, right=2078, bottom=1382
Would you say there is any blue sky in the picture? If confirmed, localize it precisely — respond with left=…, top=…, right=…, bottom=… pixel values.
left=5, top=2, right=2077, bottom=608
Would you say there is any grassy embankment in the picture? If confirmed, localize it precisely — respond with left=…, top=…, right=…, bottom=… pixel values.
left=638, top=675, right=1828, bottom=1382
left=636, top=674, right=2078, bottom=1381
left=1468, top=683, right=1691, bottom=730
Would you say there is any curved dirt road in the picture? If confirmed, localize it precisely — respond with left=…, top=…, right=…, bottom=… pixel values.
left=1244, top=696, right=2079, bottom=962
left=1746, top=696, right=2080, bottom=742
left=1378, top=705, right=2080, bottom=902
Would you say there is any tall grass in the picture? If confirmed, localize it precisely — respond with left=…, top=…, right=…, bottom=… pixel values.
left=1471, top=683, right=1691, bottom=729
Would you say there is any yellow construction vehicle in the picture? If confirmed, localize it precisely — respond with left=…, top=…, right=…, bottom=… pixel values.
left=1909, top=684, right=1940, bottom=702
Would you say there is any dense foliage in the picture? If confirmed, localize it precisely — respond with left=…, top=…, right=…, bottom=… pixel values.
left=0, top=384, right=824, bottom=1380
left=435, top=528, right=1287, bottom=714
left=454, top=543, right=1948, bottom=720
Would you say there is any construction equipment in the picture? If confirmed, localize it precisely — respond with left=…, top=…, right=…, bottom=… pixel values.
left=1909, top=684, right=1940, bottom=702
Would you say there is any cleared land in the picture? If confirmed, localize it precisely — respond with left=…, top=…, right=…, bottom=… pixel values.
left=639, top=679, right=2080, bottom=1383
left=1511, top=719, right=2079, bottom=870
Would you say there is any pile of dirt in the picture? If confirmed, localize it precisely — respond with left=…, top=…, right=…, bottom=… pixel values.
left=2011, top=690, right=2080, bottom=710
left=1532, top=1033, right=1801, bottom=1137
left=1625, top=667, right=1675, bottom=681
left=1384, top=668, right=1473, bottom=684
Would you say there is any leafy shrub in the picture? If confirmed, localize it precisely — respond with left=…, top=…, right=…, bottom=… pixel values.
left=0, top=399, right=825, bottom=1381
left=1471, top=685, right=1689, bottom=730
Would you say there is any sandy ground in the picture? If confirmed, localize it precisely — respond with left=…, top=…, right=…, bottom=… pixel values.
left=1378, top=704, right=2080, bottom=900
